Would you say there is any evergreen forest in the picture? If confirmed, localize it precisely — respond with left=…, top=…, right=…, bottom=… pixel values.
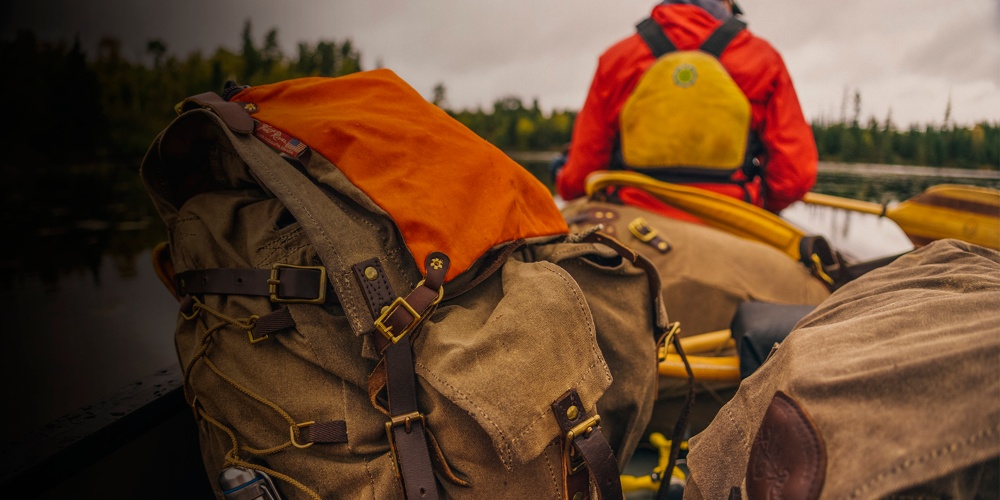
left=2, top=24, right=997, bottom=170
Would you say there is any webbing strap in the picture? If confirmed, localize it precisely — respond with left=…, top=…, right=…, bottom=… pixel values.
left=637, top=17, right=677, bottom=58
left=699, top=17, right=746, bottom=58
left=636, top=16, right=745, bottom=59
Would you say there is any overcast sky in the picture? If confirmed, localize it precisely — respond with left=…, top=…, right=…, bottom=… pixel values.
left=3, top=0, right=998, bottom=127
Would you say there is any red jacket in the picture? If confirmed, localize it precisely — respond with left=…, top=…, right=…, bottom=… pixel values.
left=556, top=4, right=817, bottom=213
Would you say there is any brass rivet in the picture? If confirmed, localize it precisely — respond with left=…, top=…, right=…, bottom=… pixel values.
left=658, top=242, right=668, bottom=250
left=380, top=305, right=390, bottom=315
left=572, top=492, right=583, bottom=500
left=566, top=405, right=579, bottom=420
left=364, top=266, right=378, bottom=280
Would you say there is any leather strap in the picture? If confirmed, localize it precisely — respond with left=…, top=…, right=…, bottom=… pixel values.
left=180, top=92, right=256, bottom=134
left=565, top=207, right=621, bottom=237
left=551, top=389, right=622, bottom=500
left=627, top=217, right=672, bottom=253
left=356, top=253, right=450, bottom=500
left=175, top=266, right=331, bottom=304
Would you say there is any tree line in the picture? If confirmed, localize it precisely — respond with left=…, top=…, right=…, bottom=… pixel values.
left=1, top=25, right=996, bottom=170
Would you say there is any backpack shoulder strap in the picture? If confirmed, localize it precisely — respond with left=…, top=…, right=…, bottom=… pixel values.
left=699, top=17, right=746, bottom=58
left=636, top=17, right=677, bottom=58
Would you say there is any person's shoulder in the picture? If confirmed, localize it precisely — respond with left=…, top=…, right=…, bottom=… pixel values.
left=598, top=32, right=648, bottom=65
left=731, top=24, right=782, bottom=58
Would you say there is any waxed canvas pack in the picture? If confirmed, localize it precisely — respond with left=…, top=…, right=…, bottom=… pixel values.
left=561, top=198, right=831, bottom=435
left=685, top=239, right=1000, bottom=499
left=140, top=70, right=662, bottom=499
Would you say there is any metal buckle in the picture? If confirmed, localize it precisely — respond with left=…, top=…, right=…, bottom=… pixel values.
left=563, top=414, right=602, bottom=475
left=290, top=421, right=316, bottom=449
left=384, top=411, right=424, bottom=454
left=628, top=217, right=658, bottom=242
left=373, top=279, right=444, bottom=344
left=269, top=263, right=326, bottom=304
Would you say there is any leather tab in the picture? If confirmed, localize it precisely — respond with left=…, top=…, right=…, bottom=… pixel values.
left=628, top=217, right=671, bottom=253
left=181, top=92, right=255, bottom=134
left=746, top=391, right=826, bottom=500
left=566, top=207, right=620, bottom=236
left=352, top=258, right=396, bottom=319
left=551, top=389, right=622, bottom=500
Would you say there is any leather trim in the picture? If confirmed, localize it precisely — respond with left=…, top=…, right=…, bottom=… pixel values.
left=746, top=391, right=826, bottom=500
left=551, top=389, right=622, bottom=500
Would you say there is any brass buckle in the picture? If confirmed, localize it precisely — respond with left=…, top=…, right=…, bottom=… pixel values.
left=563, top=414, right=601, bottom=475
left=373, top=279, right=444, bottom=344
left=269, top=263, right=326, bottom=304
left=628, top=217, right=658, bottom=242
left=384, top=411, right=424, bottom=454
left=290, top=421, right=316, bottom=449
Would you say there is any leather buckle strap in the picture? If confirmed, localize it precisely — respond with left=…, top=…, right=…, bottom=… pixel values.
left=628, top=217, right=671, bottom=253
left=353, top=253, right=451, bottom=500
left=552, top=389, right=622, bottom=500
left=175, top=264, right=329, bottom=304
left=374, top=279, right=444, bottom=344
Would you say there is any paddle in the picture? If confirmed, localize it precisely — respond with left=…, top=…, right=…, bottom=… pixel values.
left=802, top=184, right=1000, bottom=250
left=586, top=170, right=808, bottom=261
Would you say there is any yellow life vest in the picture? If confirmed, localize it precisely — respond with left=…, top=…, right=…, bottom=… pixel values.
left=618, top=17, right=752, bottom=181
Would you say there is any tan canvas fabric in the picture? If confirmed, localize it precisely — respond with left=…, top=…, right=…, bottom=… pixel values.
left=141, top=104, right=660, bottom=497
left=561, top=199, right=830, bottom=337
left=685, top=239, right=1000, bottom=499
left=561, top=198, right=831, bottom=436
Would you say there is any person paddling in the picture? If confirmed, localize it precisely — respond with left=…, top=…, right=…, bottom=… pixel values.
left=555, top=0, right=817, bottom=220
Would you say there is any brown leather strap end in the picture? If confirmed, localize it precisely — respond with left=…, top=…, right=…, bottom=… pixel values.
left=551, top=389, right=622, bottom=500
left=181, top=92, right=255, bottom=134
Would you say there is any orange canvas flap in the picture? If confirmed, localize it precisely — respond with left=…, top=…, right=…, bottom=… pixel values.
left=231, top=69, right=567, bottom=281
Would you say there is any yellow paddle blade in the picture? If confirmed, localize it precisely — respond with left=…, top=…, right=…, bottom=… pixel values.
left=586, top=170, right=806, bottom=260
left=803, top=184, right=1000, bottom=250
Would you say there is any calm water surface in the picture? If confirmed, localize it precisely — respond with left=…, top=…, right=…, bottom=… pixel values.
left=2, top=160, right=997, bottom=443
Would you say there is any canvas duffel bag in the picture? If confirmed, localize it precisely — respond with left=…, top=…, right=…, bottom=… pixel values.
left=685, top=238, right=1000, bottom=499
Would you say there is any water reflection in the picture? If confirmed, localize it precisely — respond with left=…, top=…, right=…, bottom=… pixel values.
left=1, top=159, right=997, bottom=441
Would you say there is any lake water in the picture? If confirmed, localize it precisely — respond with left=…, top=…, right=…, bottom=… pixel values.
left=2, top=160, right=997, bottom=443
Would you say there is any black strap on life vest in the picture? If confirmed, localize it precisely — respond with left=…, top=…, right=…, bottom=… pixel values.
left=636, top=16, right=746, bottom=59
left=700, top=17, right=747, bottom=57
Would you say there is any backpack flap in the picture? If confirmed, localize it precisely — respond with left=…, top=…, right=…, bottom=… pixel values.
left=227, top=69, right=569, bottom=284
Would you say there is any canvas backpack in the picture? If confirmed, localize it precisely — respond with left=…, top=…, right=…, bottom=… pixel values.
left=561, top=197, right=830, bottom=437
left=684, top=239, right=1000, bottom=499
left=140, top=69, right=682, bottom=499
left=616, top=17, right=757, bottom=183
